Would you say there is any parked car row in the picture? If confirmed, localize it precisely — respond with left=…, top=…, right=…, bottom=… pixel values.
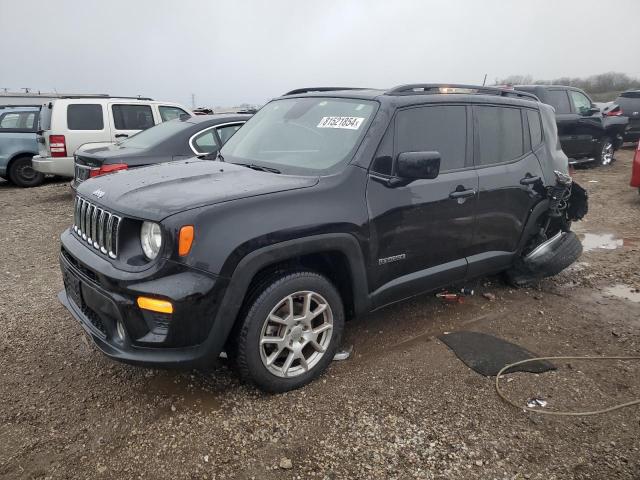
left=33, top=96, right=192, bottom=182
left=59, top=84, right=588, bottom=392
left=3, top=85, right=639, bottom=189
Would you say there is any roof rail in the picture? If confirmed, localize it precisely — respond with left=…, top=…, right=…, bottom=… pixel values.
left=283, top=87, right=367, bottom=96
left=385, top=84, right=539, bottom=101
left=56, top=95, right=154, bottom=101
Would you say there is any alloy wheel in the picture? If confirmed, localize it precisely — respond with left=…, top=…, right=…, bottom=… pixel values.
left=259, top=291, right=333, bottom=378
left=601, top=142, right=614, bottom=166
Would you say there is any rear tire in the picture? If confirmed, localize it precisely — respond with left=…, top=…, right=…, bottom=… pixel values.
left=231, top=271, right=344, bottom=393
left=506, top=231, right=583, bottom=287
left=8, top=156, right=44, bottom=187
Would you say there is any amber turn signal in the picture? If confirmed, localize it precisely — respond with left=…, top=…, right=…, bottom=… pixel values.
left=137, top=296, right=173, bottom=314
left=178, top=225, right=194, bottom=256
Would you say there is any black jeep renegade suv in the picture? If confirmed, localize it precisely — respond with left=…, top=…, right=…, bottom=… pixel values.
left=59, top=84, right=587, bottom=392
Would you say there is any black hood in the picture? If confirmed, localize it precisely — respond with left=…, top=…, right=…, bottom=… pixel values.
left=76, top=159, right=319, bottom=221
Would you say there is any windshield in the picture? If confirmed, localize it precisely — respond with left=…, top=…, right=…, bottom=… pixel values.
left=118, top=118, right=193, bottom=149
left=220, top=97, right=377, bottom=174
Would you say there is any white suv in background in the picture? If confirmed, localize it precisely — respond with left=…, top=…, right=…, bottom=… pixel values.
left=33, top=96, right=191, bottom=178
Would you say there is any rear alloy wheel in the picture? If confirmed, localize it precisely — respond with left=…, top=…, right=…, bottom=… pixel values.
left=597, top=139, right=614, bottom=166
left=232, top=271, right=344, bottom=392
left=8, top=156, right=44, bottom=187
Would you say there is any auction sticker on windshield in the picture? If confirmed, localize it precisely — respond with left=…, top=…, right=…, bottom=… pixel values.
left=317, top=116, right=365, bottom=130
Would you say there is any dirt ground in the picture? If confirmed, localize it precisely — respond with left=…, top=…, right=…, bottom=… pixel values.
left=1, top=148, right=640, bottom=480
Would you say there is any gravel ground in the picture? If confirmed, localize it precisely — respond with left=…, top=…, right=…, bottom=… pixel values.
left=1, top=149, right=640, bottom=480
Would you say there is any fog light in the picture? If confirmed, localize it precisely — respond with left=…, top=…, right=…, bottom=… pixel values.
left=116, top=320, right=126, bottom=341
left=137, top=296, right=173, bottom=314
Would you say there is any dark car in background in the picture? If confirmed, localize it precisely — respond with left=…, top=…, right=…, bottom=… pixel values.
left=73, top=114, right=250, bottom=188
left=514, top=85, right=628, bottom=166
left=614, top=90, right=640, bottom=142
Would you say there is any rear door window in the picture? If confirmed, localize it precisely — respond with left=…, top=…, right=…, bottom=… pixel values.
left=159, top=106, right=189, bottom=122
left=0, top=111, right=37, bottom=130
left=67, top=104, right=104, bottom=130
left=395, top=105, right=467, bottom=172
left=191, top=128, right=219, bottom=153
left=545, top=90, right=571, bottom=114
left=112, top=104, right=155, bottom=130
left=216, top=123, right=243, bottom=144
left=475, top=106, right=524, bottom=166
left=526, top=110, right=543, bottom=147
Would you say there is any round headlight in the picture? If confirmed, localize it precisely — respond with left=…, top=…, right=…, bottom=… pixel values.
left=140, top=221, right=162, bottom=260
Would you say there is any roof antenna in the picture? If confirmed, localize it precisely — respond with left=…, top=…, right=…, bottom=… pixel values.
left=482, top=74, right=487, bottom=86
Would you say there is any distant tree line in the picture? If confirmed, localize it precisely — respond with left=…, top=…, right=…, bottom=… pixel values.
left=495, top=72, right=640, bottom=101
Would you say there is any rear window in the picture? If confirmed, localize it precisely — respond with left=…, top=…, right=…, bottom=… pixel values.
left=118, top=118, right=192, bottom=149
left=545, top=90, right=571, bottom=114
left=112, top=104, right=155, bottom=130
left=476, top=106, right=524, bottom=165
left=616, top=94, right=640, bottom=113
left=526, top=110, right=543, bottom=147
left=67, top=104, right=104, bottom=130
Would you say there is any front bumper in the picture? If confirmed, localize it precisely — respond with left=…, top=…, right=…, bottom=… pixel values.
left=59, top=229, right=228, bottom=368
left=33, top=155, right=74, bottom=177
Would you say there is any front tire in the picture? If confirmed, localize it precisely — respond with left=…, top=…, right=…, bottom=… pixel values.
left=232, top=271, right=344, bottom=393
left=8, top=156, right=44, bottom=187
left=506, top=231, right=583, bottom=287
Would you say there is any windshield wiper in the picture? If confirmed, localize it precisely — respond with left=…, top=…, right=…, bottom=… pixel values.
left=235, top=163, right=281, bottom=174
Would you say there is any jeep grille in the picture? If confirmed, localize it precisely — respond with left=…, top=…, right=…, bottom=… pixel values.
left=72, top=196, right=121, bottom=259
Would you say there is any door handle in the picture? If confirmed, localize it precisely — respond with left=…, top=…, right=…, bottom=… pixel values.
left=115, top=134, right=129, bottom=138
left=520, top=175, right=541, bottom=185
left=449, top=188, right=476, bottom=199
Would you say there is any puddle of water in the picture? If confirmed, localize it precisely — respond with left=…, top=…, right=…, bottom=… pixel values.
left=581, top=233, right=636, bottom=252
left=144, top=373, right=222, bottom=413
left=603, top=284, right=640, bottom=303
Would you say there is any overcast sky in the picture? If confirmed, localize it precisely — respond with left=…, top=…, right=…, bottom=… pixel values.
left=2, top=0, right=639, bottom=108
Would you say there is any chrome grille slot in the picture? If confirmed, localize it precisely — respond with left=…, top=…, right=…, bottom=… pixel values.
left=80, top=200, right=88, bottom=239
left=91, top=207, right=99, bottom=248
left=72, top=195, right=122, bottom=259
left=86, top=204, right=94, bottom=244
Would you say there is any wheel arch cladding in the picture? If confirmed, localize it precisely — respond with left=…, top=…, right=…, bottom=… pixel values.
left=213, top=233, right=370, bottom=354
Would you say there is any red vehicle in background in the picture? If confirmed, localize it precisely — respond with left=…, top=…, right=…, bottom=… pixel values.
left=631, top=141, right=640, bottom=193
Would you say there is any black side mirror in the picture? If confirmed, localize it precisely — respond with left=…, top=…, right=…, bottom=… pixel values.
left=396, top=151, right=441, bottom=180
left=582, top=106, right=600, bottom=116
